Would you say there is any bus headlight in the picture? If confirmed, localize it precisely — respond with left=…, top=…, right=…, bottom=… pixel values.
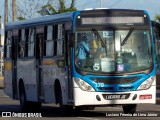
left=137, top=76, right=155, bottom=90
left=74, top=78, right=95, bottom=91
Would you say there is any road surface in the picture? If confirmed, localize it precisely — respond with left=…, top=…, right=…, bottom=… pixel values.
left=0, top=89, right=159, bottom=120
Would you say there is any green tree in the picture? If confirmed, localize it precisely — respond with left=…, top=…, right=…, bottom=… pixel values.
left=17, top=16, right=26, bottom=20
left=16, top=0, right=56, bottom=20
left=38, top=0, right=77, bottom=16
left=155, top=14, right=160, bottom=23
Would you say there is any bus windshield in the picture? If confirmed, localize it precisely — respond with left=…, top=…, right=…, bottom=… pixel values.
left=75, top=28, right=153, bottom=73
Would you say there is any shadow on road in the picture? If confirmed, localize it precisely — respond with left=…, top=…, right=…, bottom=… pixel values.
left=0, top=104, right=108, bottom=117
left=0, top=104, right=160, bottom=117
left=41, top=107, right=106, bottom=117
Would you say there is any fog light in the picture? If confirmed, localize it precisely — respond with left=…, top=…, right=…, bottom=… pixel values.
left=132, top=94, right=137, bottom=100
left=96, top=95, right=101, bottom=101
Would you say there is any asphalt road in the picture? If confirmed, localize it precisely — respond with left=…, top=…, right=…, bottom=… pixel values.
left=0, top=89, right=160, bottom=120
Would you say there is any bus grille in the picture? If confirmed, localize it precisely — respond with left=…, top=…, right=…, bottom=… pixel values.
left=91, top=77, right=141, bottom=84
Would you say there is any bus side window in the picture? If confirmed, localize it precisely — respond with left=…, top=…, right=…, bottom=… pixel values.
left=27, top=28, right=35, bottom=57
left=5, top=31, right=12, bottom=58
left=38, top=35, right=43, bottom=58
left=44, top=25, right=54, bottom=57
left=54, top=24, right=64, bottom=56
left=25, top=29, right=29, bottom=57
left=54, top=24, right=58, bottom=56
left=18, top=29, right=25, bottom=58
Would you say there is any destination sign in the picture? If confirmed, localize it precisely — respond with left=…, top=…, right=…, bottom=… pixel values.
left=81, top=17, right=144, bottom=25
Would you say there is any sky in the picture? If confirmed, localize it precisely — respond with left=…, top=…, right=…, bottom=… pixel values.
left=0, top=0, right=160, bottom=23
left=73, top=0, right=160, bottom=20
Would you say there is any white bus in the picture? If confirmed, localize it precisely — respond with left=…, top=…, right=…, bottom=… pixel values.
left=4, top=9, right=156, bottom=113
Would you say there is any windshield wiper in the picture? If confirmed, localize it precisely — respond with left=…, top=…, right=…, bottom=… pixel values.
left=92, top=28, right=107, bottom=55
left=121, top=27, right=134, bottom=46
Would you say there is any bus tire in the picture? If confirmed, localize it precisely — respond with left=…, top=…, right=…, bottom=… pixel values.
left=58, top=89, right=73, bottom=114
left=122, top=104, right=137, bottom=114
left=19, top=82, right=42, bottom=112
left=19, top=83, right=30, bottom=112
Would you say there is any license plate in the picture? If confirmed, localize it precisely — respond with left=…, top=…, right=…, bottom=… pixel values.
left=139, top=94, right=152, bottom=100
left=103, top=94, right=130, bottom=100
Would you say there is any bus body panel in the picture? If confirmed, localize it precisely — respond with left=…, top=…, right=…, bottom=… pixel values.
left=43, top=85, right=55, bottom=103
left=42, top=58, right=68, bottom=104
left=42, top=58, right=56, bottom=103
left=17, top=59, right=38, bottom=101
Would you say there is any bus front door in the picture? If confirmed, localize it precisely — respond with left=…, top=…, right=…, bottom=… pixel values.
left=66, top=32, right=73, bottom=101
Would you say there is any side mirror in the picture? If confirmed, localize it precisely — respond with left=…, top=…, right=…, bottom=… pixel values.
left=69, top=33, right=75, bottom=47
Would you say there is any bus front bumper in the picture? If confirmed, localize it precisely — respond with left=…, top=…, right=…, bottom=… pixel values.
left=73, top=86, right=156, bottom=106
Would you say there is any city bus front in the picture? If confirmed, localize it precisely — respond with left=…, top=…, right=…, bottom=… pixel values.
left=72, top=9, right=156, bottom=113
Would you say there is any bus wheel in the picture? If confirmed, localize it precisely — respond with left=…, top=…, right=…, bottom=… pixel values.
left=58, top=91, right=73, bottom=114
left=19, top=83, right=42, bottom=112
left=122, top=104, right=137, bottom=114
left=19, top=83, right=29, bottom=112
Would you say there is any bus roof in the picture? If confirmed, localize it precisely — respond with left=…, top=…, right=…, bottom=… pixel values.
left=5, top=11, right=76, bottom=30
left=5, top=9, right=149, bottom=30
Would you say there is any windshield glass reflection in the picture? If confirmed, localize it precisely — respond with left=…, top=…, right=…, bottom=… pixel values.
left=75, top=29, right=152, bottom=73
